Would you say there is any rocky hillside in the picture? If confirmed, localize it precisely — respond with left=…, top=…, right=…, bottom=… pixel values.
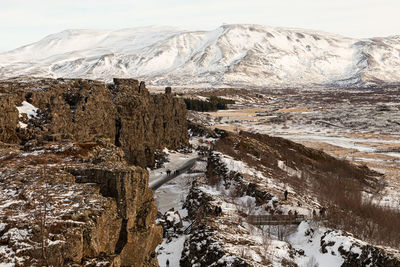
left=0, top=24, right=399, bottom=87
left=0, top=77, right=190, bottom=266
left=0, top=78, right=188, bottom=167
left=0, top=138, right=162, bottom=266
left=173, top=126, right=400, bottom=266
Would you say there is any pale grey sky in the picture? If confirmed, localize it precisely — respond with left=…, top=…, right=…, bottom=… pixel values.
left=1, top=0, right=399, bottom=51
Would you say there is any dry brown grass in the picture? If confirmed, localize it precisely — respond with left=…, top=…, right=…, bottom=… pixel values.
left=61, top=142, right=99, bottom=158
left=214, top=130, right=400, bottom=247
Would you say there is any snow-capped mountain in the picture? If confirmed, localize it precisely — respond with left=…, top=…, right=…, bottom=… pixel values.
left=0, top=24, right=399, bottom=87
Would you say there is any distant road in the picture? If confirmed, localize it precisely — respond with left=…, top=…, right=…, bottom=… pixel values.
left=149, top=157, right=200, bottom=190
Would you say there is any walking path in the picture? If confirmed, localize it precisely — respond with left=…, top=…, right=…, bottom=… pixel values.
left=149, top=157, right=200, bottom=190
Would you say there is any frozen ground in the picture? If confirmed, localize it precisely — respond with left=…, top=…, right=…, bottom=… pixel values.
left=157, top=235, right=187, bottom=267
left=149, top=149, right=199, bottom=214
left=149, top=149, right=206, bottom=266
left=148, top=87, right=400, bottom=266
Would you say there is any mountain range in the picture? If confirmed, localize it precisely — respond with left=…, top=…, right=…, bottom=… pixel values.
left=0, top=24, right=399, bottom=88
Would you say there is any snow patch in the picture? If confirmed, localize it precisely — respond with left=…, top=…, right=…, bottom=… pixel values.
left=16, top=101, right=38, bottom=119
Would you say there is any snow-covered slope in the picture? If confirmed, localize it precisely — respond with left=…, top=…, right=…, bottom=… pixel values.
left=1, top=24, right=399, bottom=87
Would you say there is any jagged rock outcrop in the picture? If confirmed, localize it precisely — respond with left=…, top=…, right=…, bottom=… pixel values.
left=0, top=93, right=19, bottom=143
left=0, top=139, right=162, bottom=266
left=340, top=244, right=400, bottom=267
left=206, top=152, right=273, bottom=205
left=181, top=182, right=250, bottom=267
left=0, top=77, right=186, bottom=265
left=0, top=77, right=188, bottom=167
left=111, top=79, right=188, bottom=166
left=180, top=224, right=250, bottom=267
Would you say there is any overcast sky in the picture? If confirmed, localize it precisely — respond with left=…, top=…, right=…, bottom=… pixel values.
left=1, top=0, right=399, bottom=51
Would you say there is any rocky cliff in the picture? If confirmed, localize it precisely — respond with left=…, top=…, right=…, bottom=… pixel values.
left=0, top=138, right=162, bottom=266
left=0, top=77, right=188, bottom=266
left=0, top=93, right=19, bottom=144
left=0, top=77, right=188, bottom=167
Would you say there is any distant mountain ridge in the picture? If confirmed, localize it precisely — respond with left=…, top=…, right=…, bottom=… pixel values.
left=0, top=24, right=399, bottom=88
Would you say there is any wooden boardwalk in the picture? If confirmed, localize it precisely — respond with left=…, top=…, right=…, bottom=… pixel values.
left=246, top=214, right=306, bottom=225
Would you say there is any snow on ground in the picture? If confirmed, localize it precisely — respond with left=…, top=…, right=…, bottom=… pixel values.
left=150, top=148, right=207, bottom=265
left=2, top=24, right=400, bottom=87
left=18, top=122, right=27, bottom=129
left=219, top=153, right=265, bottom=180
left=215, top=151, right=314, bottom=216
left=193, top=153, right=399, bottom=266
left=149, top=149, right=199, bottom=214
left=188, top=135, right=218, bottom=149
left=150, top=131, right=400, bottom=266
left=0, top=142, right=123, bottom=266
left=289, top=222, right=347, bottom=267
left=277, top=160, right=302, bottom=178
left=157, top=235, right=187, bottom=267
left=196, top=181, right=297, bottom=266
left=149, top=149, right=198, bottom=184
left=16, top=101, right=38, bottom=129
left=275, top=134, right=400, bottom=152
left=198, top=102, right=400, bottom=210
left=16, top=101, right=38, bottom=119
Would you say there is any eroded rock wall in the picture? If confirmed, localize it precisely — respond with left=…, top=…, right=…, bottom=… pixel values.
left=0, top=78, right=188, bottom=167
left=0, top=139, right=162, bottom=266
left=0, top=93, right=19, bottom=143
left=112, top=79, right=188, bottom=166
left=70, top=165, right=162, bottom=266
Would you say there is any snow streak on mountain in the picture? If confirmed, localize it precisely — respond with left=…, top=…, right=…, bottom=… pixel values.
left=0, top=24, right=399, bottom=87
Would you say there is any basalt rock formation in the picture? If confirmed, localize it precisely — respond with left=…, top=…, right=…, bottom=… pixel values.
left=0, top=77, right=188, bottom=167
left=0, top=77, right=188, bottom=266
left=0, top=93, right=19, bottom=144
left=0, top=139, right=162, bottom=266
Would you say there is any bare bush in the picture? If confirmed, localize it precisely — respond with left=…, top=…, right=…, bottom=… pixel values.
left=305, top=256, right=319, bottom=267
left=245, top=198, right=256, bottom=216
left=261, top=230, right=272, bottom=265
left=276, top=224, right=290, bottom=241
left=262, top=231, right=271, bottom=252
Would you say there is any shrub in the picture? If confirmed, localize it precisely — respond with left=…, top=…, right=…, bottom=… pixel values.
left=184, top=96, right=235, bottom=111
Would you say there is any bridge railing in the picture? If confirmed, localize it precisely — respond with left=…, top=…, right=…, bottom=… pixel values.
left=247, top=214, right=306, bottom=225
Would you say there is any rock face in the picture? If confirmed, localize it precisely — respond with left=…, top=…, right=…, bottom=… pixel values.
left=0, top=93, right=19, bottom=144
left=0, top=139, right=162, bottom=266
left=340, top=244, right=400, bottom=267
left=0, top=77, right=188, bottom=167
left=0, top=77, right=188, bottom=265
left=112, top=79, right=188, bottom=166
left=70, top=166, right=161, bottom=266
left=181, top=182, right=250, bottom=267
